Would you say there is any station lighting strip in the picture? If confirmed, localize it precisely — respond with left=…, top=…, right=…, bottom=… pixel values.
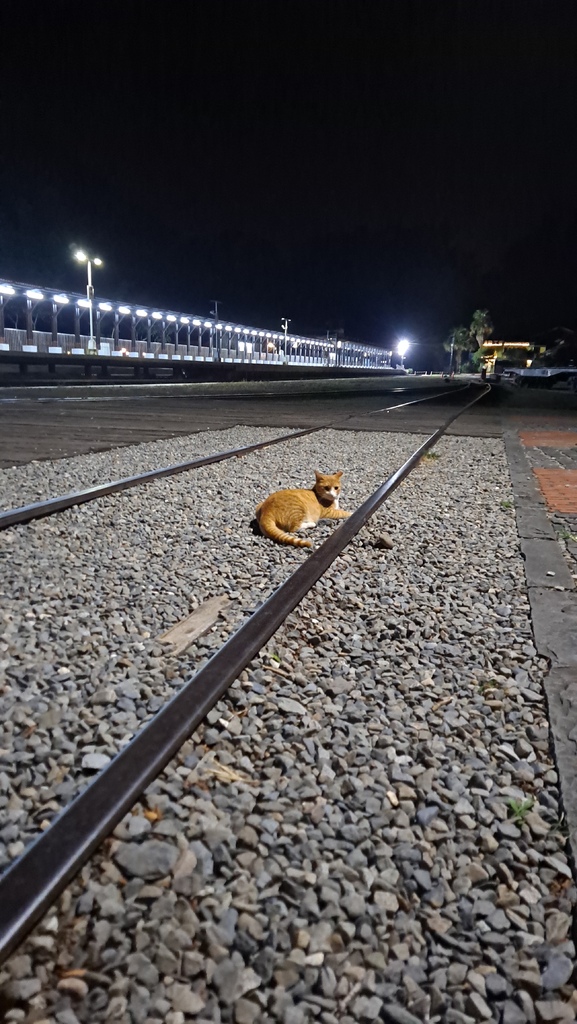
left=0, top=280, right=389, bottom=363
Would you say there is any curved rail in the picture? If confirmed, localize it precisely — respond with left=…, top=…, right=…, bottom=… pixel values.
left=0, top=384, right=470, bottom=530
left=0, top=384, right=489, bottom=964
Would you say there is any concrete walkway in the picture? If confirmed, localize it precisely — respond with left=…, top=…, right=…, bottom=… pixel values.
left=506, top=428, right=577, bottom=871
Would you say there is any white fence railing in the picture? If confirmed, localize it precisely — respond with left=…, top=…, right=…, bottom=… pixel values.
left=0, top=328, right=379, bottom=367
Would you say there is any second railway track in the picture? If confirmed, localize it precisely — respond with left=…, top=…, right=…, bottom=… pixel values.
left=0, top=384, right=471, bottom=530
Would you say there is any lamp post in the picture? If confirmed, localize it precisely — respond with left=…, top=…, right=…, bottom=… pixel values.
left=397, top=338, right=410, bottom=369
left=210, top=301, right=222, bottom=358
left=74, top=250, right=103, bottom=353
left=280, top=317, right=291, bottom=362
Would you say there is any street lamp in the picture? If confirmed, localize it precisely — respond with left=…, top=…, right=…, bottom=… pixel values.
left=397, top=338, right=410, bottom=368
left=74, top=250, right=103, bottom=352
left=281, top=317, right=291, bottom=359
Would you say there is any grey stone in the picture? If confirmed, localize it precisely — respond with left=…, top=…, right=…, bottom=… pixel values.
left=352, top=995, right=384, bottom=1020
left=235, top=998, right=261, bottom=1024
left=341, top=893, right=366, bottom=917
left=485, top=972, right=508, bottom=999
left=212, top=958, right=241, bottom=1004
left=465, top=992, right=493, bottom=1020
left=416, top=806, right=439, bottom=827
left=497, top=822, right=522, bottom=840
left=170, top=983, right=206, bottom=1014
left=189, top=840, right=214, bottom=877
left=113, top=839, right=178, bottom=879
left=534, top=1001, right=575, bottom=1023
left=413, top=869, right=432, bottom=891
left=81, top=752, right=111, bottom=770
left=374, top=533, right=394, bottom=550
left=541, top=956, right=573, bottom=990
left=283, top=1007, right=307, bottom=1024
left=501, top=1001, right=528, bottom=1024
left=3, top=978, right=42, bottom=1001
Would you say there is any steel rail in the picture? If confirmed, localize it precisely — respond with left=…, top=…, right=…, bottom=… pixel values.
left=0, top=383, right=489, bottom=964
left=0, top=384, right=469, bottom=531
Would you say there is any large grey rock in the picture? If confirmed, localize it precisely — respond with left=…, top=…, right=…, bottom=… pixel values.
left=113, top=839, right=178, bottom=879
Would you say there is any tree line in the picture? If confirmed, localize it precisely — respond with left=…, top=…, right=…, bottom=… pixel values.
left=444, top=310, right=493, bottom=373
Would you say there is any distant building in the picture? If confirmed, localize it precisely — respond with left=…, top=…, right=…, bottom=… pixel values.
left=478, top=328, right=577, bottom=372
left=478, top=340, right=539, bottom=372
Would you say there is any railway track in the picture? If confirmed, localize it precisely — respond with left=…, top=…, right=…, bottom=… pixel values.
left=0, top=384, right=469, bottom=530
left=0, top=383, right=489, bottom=964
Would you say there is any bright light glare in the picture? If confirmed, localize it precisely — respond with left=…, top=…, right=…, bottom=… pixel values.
left=397, top=338, right=410, bottom=357
left=259, top=331, right=265, bottom=337
left=26, top=289, right=44, bottom=300
left=53, top=293, right=69, bottom=304
left=151, top=311, right=163, bottom=320
left=135, top=309, right=148, bottom=317
left=243, top=328, right=250, bottom=335
left=215, top=323, right=224, bottom=330
left=75, top=250, right=87, bottom=262
left=99, top=302, right=112, bottom=312
left=118, top=306, right=131, bottom=315
left=224, top=325, right=233, bottom=331
left=93, top=257, right=103, bottom=266
left=0, top=284, right=15, bottom=295
left=234, top=327, right=242, bottom=333
left=78, top=299, right=91, bottom=308
left=192, top=319, right=202, bottom=327
left=167, top=314, right=177, bottom=322
left=180, top=316, right=190, bottom=325
left=204, top=320, right=213, bottom=328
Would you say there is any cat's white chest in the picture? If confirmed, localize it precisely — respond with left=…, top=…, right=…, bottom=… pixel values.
left=334, top=496, right=340, bottom=509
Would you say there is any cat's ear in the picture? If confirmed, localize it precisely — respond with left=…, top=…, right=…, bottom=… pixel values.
left=314, top=470, right=322, bottom=479
left=335, top=471, right=343, bottom=478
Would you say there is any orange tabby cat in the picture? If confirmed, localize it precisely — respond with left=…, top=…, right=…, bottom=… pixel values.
left=255, top=470, right=351, bottom=548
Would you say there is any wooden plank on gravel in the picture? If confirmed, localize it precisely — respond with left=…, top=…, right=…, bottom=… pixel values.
left=158, top=596, right=230, bottom=655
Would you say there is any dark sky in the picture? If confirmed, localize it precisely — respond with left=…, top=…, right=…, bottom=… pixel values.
left=2, top=0, right=577, bottom=363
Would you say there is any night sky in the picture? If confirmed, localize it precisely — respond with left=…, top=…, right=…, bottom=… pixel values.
left=2, top=0, right=577, bottom=366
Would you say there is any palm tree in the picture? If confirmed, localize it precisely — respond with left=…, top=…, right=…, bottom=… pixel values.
left=444, top=325, right=469, bottom=373
left=469, top=309, right=494, bottom=352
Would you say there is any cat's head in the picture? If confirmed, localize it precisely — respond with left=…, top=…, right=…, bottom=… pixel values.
left=314, top=470, right=343, bottom=501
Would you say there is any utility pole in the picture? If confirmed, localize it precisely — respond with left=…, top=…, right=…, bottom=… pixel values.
left=210, top=299, right=221, bottom=321
left=281, top=317, right=291, bottom=358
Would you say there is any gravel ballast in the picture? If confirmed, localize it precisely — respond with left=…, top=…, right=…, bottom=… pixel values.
left=0, top=426, right=575, bottom=1024
left=0, top=426, right=304, bottom=512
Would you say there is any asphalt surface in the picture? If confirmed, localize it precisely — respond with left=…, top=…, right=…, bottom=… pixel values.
left=0, top=377, right=576, bottom=468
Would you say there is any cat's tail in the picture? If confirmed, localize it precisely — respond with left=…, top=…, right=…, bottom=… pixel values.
left=258, top=514, right=312, bottom=549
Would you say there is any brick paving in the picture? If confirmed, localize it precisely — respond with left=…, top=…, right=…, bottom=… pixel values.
left=520, top=429, right=577, bottom=448
left=520, top=428, right=577, bottom=517
left=533, top=468, right=577, bottom=513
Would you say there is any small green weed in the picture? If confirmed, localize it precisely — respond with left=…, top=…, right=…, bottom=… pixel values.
left=559, top=529, right=577, bottom=542
left=478, top=679, right=498, bottom=694
left=423, top=450, right=441, bottom=461
left=500, top=500, right=514, bottom=510
left=507, top=796, right=534, bottom=824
